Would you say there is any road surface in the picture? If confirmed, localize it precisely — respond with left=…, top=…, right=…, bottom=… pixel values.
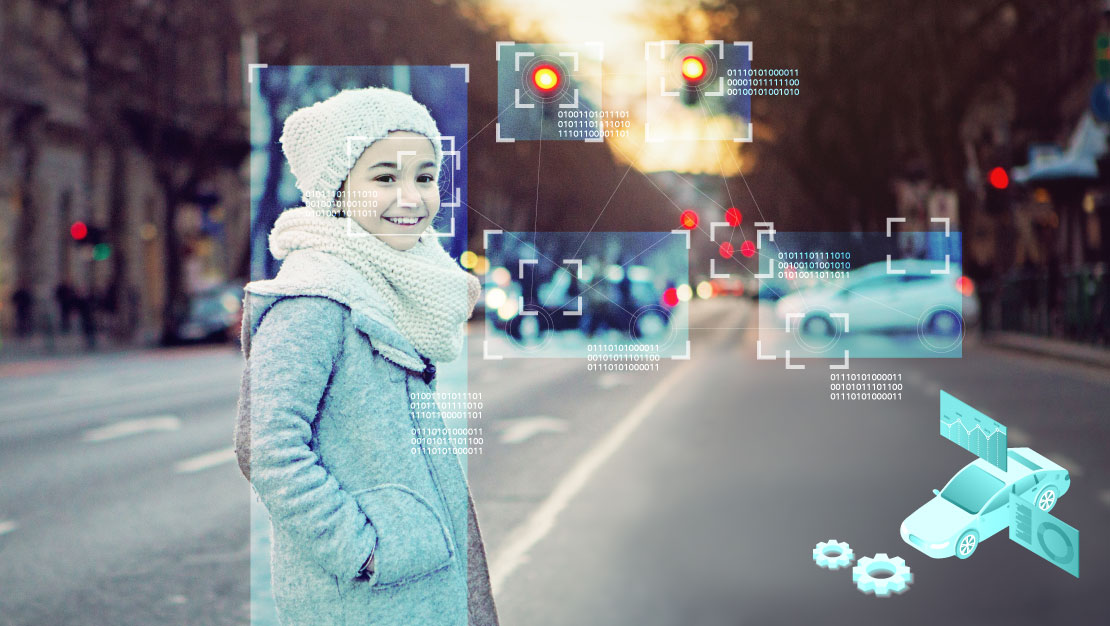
left=1, top=297, right=1108, bottom=625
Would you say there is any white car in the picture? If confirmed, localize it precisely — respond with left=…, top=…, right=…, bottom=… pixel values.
left=774, top=259, right=978, bottom=336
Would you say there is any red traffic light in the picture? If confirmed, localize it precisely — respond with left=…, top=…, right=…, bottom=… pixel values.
left=70, top=221, right=88, bottom=241
left=725, top=207, right=742, bottom=226
left=532, top=65, right=560, bottom=92
left=988, top=167, right=1009, bottom=190
left=680, top=210, right=698, bottom=229
left=681, top=56, right=706, bottom=81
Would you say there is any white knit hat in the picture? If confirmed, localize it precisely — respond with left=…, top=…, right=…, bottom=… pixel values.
left=280, top=87, right=443, bottom=210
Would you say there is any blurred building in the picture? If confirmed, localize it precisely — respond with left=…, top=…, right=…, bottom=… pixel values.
left=0, top=0, right=248, bottom=349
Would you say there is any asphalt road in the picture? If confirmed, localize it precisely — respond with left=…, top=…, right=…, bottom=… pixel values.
left=1, top=297, right=1108, bottom=625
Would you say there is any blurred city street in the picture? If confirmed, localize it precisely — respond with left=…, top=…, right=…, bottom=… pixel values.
left=2, top=296, right=1107, bottom=625
left=2, top=2, right=1109, bottom=622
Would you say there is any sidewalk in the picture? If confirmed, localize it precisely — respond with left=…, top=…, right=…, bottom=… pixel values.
left=0, top=331, right=135, bottom=364
left=982, top=331, right=1110, bottom=369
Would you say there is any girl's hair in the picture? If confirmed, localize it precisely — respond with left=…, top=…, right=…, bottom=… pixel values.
left=332, top=187, right=346, bottom=218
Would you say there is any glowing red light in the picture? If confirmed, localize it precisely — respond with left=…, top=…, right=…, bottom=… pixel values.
left=681, top=56, right=706, bottom=81
left=719, top=242, right=734, bottom=259
left=955, top=276, right=975, bottom=297
left=70, top=221, right=88, bottom=240
left=988, top=167, right=1009, bottom=190
left=662, top=287, right=679, bottom=307
left=680, top=210, right=698, bottom=230
left=739, top=240, right=756, bottom=258
left=725, top=207, right=742, bottom=227
left=532, top=66, right=560, bottom=92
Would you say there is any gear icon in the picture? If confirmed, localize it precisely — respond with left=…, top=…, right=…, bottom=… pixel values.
left=852, top=553, right=913, bottom=597
left=812, top=539, right=855, bottom=570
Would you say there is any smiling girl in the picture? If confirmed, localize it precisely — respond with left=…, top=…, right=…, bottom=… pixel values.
left=235, top=87, right=497, bottom=625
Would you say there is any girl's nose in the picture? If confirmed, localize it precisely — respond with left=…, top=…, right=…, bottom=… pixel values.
left=397, top=180, right=422, bottom=208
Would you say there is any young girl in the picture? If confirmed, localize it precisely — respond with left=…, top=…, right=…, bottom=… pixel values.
left=234, top=87, right=497, bottom=625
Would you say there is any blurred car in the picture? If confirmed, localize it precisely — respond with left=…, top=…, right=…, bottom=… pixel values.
left=177, top=283, right=244, bottom=343
left=900, top=447, right=1070, bottom=559
left=486, top=265, right=673, bottom=343
left=710, top=277, right=746, bottom=297
left=773, top=259, right=979, bottom=335
left=756, top=277, right=792, bottom=302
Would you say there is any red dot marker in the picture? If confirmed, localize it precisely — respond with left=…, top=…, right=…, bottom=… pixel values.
left=719, top=242, right=735, bottom=259
left=725, top=207, right=742, bottom=227
left=680, top=210, right=698, bottom=230
left=739, top=240, right=756, bottom=258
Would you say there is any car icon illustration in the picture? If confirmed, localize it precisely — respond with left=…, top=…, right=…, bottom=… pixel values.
left=900, top=448, right=1070, bottom=559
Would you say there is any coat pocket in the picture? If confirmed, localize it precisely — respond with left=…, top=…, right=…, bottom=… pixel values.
left=352, top=484, right=455, bottom=587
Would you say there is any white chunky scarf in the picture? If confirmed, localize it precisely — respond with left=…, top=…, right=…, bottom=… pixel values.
left=268, top=207, right=481, bottom=363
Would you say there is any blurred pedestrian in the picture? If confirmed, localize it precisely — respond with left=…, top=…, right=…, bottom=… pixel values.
left=76, top=286, right=97, bottom=350
left=234, top=87, right=498, bottom=626
left=11, top=280, right=33, bottom=338
left=582, top=255, right=612, bottom=337
left=55, top=278, right=76, bottom=333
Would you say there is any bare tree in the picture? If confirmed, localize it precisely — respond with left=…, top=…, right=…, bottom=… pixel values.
left=701, top=0, right=1096, bottom=232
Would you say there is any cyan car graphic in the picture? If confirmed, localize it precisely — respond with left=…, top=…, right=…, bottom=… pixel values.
left=900, top=448, right=1069, bottom=559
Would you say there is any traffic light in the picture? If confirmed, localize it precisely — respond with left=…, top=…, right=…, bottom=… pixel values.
left=531, top=65, right=561, bottom=93
left=69, top=222, right=111, bottom=260
left=70, top=221, right=88, bottom=241
left=680, top=51, right=712, bottom=106
left=681, top=56, right=706, bottom=81
left=1097, top=32, right=1110, bottom=80
left=988, top=166, right=1009, bottom=190
left=985, top=167, right=1010, bottom=215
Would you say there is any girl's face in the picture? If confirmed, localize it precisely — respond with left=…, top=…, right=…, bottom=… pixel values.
left=338, top=131, right=440, bottom=251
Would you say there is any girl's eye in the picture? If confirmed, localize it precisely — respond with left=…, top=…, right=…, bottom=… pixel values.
left=374, top=174, right=396, bottom=183
left=417, top=174, right=435, bottom=183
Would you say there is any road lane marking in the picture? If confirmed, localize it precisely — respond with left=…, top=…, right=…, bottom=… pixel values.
left=497, top=416, right=567, bottom=444
left=596, top=374, right=625, bottom=390
left=83, top=415, right=181, bottom=442
left=488, top=361, right=692, bottom=595
left=175, top=448, right=236, bottom=474
left=0, top=519, right=17, bottom=536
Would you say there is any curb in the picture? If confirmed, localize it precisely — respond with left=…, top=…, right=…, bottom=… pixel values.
left=982, top=331, right=1110, bottom=369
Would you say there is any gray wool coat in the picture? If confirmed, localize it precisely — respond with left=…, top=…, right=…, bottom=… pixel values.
left=233, top=248, right=498, bottom=626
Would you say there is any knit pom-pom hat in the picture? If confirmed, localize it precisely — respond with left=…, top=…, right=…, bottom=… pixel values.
left=279, top=87, right=443, bottom=210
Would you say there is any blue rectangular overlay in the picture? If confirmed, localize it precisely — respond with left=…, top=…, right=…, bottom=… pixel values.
left=483, top=231, right=689, bottom=359
left=940, top=390, right=1007, bottom=471
left=756, top=231, right=965, bottom=358
left=1009, top=499, right=1079, bottom=578
left=249, top=65, right=470, bottom=280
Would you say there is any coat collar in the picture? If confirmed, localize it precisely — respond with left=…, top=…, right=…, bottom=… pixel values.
left=241, top=249, right=425, bottom=372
